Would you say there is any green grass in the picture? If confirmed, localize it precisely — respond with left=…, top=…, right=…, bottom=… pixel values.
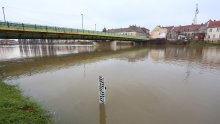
left=188, top=41, right=220, bottom=47
left=0, top=81, right=51, bottom=124
left=188, top=41, right=205, bottom=47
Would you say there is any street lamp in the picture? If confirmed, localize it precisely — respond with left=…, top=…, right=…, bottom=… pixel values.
left=81, top=14, right=84, bottom=30
left=95, top=24, right=96, bottom=31
left=2, top=7, right=6, bottom=22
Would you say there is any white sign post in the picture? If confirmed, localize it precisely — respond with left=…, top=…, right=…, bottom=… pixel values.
left=99, top=76, right=106, bottom=104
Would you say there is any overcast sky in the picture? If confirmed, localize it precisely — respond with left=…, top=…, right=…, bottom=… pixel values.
left=1, top=0, right=219, bottom=30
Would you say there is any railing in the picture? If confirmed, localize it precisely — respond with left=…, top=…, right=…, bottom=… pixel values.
left=0, top=21, right=147, bottom=40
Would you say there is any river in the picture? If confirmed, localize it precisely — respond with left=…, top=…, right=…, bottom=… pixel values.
left=0, top=44, right=220, bottom=124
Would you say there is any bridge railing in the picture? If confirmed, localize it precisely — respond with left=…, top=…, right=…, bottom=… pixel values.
left=0, top=21, right=148, bottom=40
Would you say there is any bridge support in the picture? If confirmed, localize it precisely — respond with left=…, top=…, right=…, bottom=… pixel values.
left=94, top=41, right=138, bottom=51
left=110, top=41, right=117, bottom=51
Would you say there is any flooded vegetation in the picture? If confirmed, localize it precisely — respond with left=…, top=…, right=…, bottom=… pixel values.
left=1, top=44, right=220, bottom=124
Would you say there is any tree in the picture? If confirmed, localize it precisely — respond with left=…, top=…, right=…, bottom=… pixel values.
left=102, top=27, right=107, bottom=32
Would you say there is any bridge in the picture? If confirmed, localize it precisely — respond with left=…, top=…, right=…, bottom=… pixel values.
left=0, top=21, right=149, bottom=42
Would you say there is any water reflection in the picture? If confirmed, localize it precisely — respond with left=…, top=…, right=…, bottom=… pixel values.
left=1, top=44, right=219, bottom=67
left=0, top=44, right=96, bottom=61
left=117, top=46, right=220, bottom=70
left=1, top=45, right=220, bottom=80
left=1, top=45, right=220, bottom=124
left=99, top=104, right=106, bottom=124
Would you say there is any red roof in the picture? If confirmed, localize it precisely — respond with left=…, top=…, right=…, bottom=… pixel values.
left=172, top=24, right=202, bottom=32
left=108, top=25, right=148, bottom=34
left=162, top=26, right=174, bottom=32
left=208, top=20, right=220, bottom=28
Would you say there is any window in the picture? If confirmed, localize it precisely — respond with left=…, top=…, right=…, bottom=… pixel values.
left=208, top=35, right=210, bottom=39
left=213, top=34, right=215, bottom=38
left=217, top=27, right=220, bottom=32
left=209, top=29, right=212, bottom=32
left=219, top=35, right=220, bottom=39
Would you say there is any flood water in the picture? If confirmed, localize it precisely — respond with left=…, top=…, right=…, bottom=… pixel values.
left=1, top=44, right=220, bottom=124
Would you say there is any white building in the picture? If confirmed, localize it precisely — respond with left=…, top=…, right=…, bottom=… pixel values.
left=107, top=25, right=150, bottom=38
left=150, top=26, right=173, bottom=39
left=205, top=20, right=220, bottom=43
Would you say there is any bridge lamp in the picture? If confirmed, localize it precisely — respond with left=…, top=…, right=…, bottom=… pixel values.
left=81, top=14, right=84, bottom=30
left=2, top=7, right=6, bottom=22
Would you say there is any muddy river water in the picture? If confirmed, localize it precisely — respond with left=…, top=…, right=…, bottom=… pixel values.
left=0, top=44, right=220, bottom=124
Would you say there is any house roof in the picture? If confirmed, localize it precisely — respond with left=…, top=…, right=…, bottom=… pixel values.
left=108, top=25, right=148, bottom=34
left=208, top=20, right=220, bottom=28
left=172, top=24, right=202, bottom=32
left=162, top=26, right=174, bottom=32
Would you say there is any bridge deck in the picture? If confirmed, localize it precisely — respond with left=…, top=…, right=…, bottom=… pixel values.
left=0, top=21, right=149, bottom=41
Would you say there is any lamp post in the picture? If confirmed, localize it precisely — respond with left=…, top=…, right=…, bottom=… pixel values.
left=95, top=24, right=96, bottom=31
left=81, top=14, right=84, bottom=30
left=2, top=7, right=6, bottom=22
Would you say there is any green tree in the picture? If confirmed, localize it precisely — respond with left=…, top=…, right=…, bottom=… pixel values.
left=102, top=27, right=107, bottom=32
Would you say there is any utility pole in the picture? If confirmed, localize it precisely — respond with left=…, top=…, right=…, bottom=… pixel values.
left=2, top=7, right=6, bottom=22
left=95, top=24, right=96, bottom=31
left=81, top=14, right=84, bottom=30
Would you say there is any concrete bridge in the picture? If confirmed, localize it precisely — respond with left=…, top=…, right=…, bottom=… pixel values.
left=0, top=21, right=149, bottom=42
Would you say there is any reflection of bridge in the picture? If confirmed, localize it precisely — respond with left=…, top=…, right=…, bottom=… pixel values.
left=0, top=47, right=146, bottom=79
left=0, top=21, right=149, bottom=42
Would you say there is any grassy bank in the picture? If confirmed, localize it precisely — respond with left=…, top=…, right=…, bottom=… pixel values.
left=0, top=81, right=51, bottom=124
left=188, top=41, right=220, bottom=47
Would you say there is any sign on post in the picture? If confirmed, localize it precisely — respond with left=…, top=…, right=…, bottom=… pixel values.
left=99, top=76, right=106, bottom=104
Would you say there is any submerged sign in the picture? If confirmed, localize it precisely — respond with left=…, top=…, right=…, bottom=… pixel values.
left=99, top=76, right=106, bottom=104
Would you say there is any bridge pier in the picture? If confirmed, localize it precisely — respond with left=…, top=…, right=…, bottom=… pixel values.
left=110, top=41, right=117, bottom=51
left=94, top=41, right=137, bottom=51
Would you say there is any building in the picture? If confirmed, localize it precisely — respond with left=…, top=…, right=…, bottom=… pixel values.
left=205, top=20, right=220, bottom=43
left=195, top=23, right=208, bottom=41
left=150, top=26, right=174, bottom=39
left=167, top=24, right=205, bottom=41
left=107, top=25, right=150, bottom=38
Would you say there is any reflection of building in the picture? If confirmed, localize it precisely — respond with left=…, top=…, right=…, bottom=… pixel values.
left=149, top=49, right=165, bottom=61
left=205, top=20, right=220, bottom=43
left=163, top=46, right=220, bottom=69
left=136, top=46, right=220, bottom=70
left=202, top=47, right=220, bottom=63
left=164, top=46, right=203, bottom=60
left=117, top=49, right=149, bottom=62
left=107, top=25, right=150, bottom=38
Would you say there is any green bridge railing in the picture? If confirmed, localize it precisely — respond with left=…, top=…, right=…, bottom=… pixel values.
left=0, top=21, right=148, bottom=40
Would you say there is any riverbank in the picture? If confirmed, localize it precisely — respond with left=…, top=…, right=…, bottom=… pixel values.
left=0, top=80, right=51, bottom=123
left=188, top=41, right=220, bottom=47
left=165, top=40, right=220, bottom=46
